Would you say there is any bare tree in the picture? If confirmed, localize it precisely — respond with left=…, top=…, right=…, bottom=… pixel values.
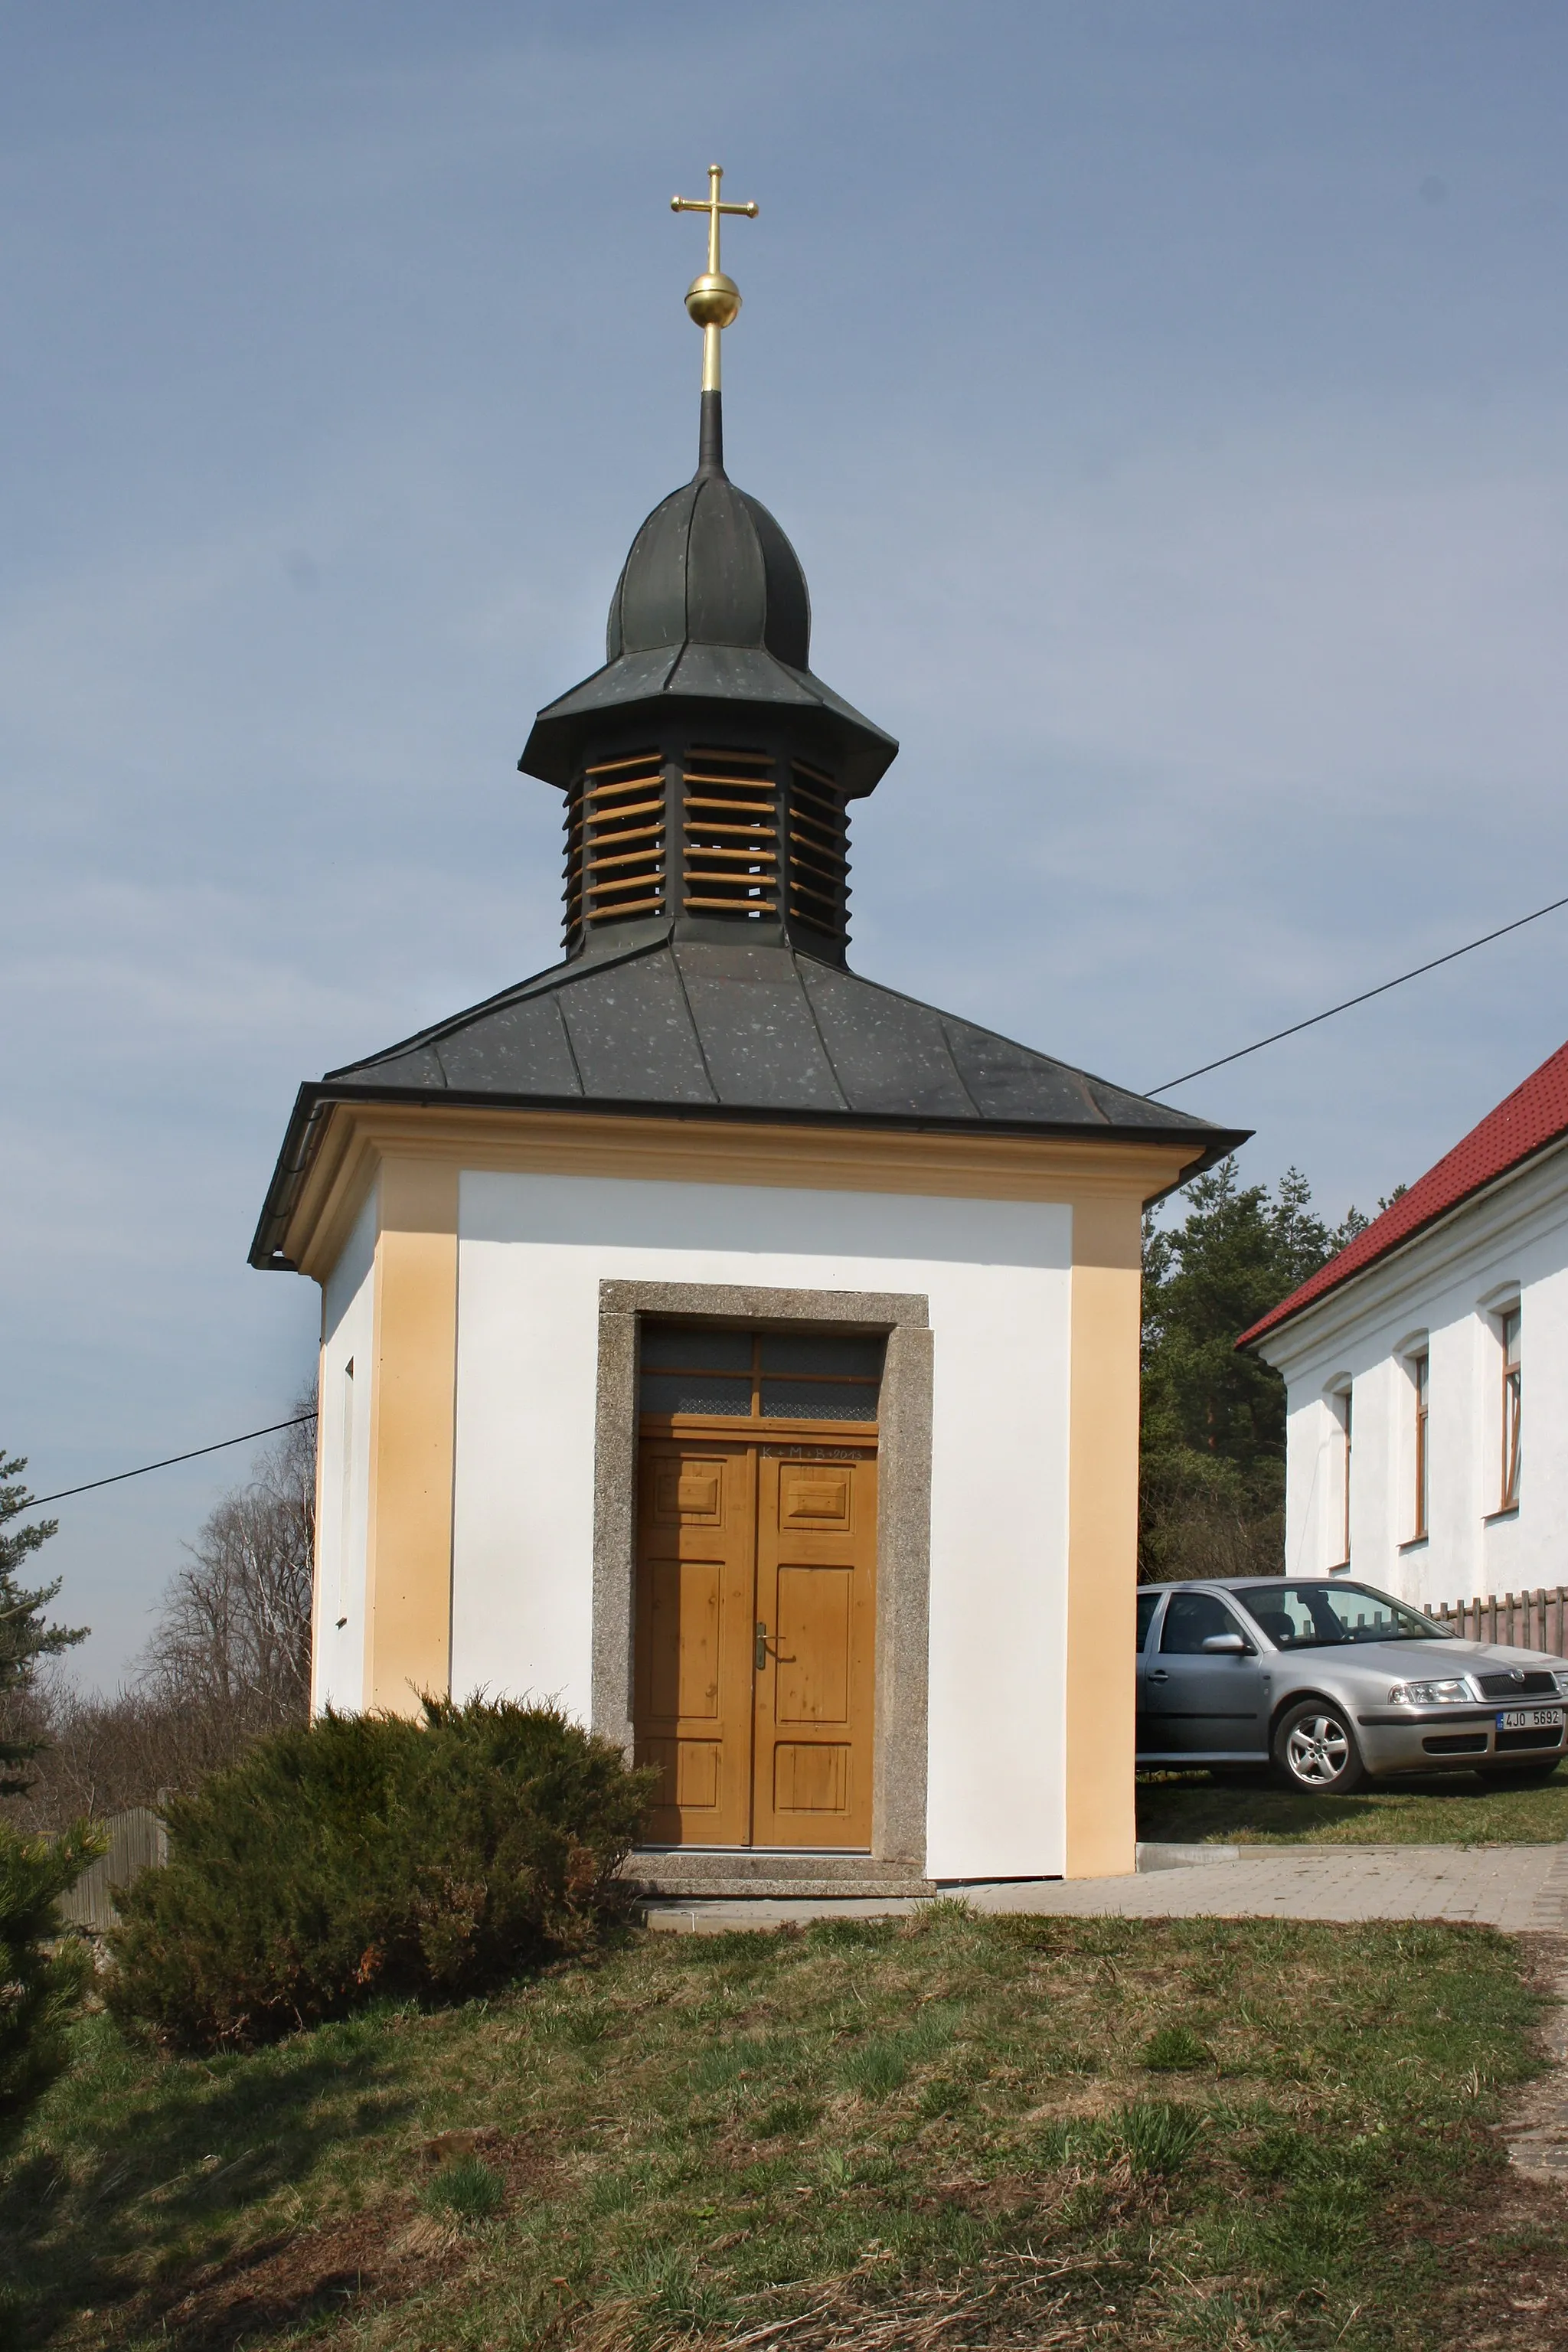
left=3, top=1406, right=315, bottom=1832
left=138, top=1409, right=314, bottom=1740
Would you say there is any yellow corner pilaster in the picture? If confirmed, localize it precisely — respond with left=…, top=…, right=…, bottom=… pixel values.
left=1064, top=1191, right=1144, bottom=1879
left=363, top=1156, right=459, bottom=1716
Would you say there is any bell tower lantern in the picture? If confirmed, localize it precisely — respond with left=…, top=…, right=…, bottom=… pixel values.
left=519, top=166, right=897, bottom=969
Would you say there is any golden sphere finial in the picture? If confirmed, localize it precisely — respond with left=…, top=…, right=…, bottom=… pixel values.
left=685, top=271, right=742, bottom=331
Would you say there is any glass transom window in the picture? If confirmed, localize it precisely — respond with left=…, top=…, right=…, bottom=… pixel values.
left=639, top=1324, right=884, bottom=1425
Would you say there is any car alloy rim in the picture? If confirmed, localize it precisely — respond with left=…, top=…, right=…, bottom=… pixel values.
left=1285, top=1713, right=1351, bottom=1787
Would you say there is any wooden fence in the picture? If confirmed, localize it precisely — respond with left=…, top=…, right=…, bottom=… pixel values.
left=57, top=1805, right=168, bottom=1932
left=1432, top=1586, right=1568, bottom=1657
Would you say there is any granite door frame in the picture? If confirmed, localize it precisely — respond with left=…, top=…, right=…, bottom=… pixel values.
left=593, top=1279, right=932, bottom=1868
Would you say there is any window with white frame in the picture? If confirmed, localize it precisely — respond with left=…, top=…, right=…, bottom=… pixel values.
left=1410, top=1348, right=1429, bottom=1541
left=1499, top=1305, right=1521, bottom=1511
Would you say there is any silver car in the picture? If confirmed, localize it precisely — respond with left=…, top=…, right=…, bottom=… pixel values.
left=1136, top=1577, right=1568, bottom=1794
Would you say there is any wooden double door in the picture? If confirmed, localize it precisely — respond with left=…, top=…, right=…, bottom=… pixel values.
left=635, top=1439, right=877, bottom=1848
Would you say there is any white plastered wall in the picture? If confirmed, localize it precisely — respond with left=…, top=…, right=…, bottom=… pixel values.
left=1259, top=1146, right=1568, bottom=1608
left=448, top=1170, right=1074, bottom=1882
left=312, top=1188, right=377, bottom=1713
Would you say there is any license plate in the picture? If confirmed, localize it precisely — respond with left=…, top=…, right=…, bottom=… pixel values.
left=1497, top=1707, right=1564, bottom=1731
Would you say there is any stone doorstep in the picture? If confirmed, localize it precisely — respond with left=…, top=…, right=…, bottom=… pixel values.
left=643, top=1899, right=919, bottom=1934
left=640, top=1878, right=932, bottom=1903
left=626, top=1842, right=1246, bottom=1902
left=624, top=1848, right=936, bottom=1901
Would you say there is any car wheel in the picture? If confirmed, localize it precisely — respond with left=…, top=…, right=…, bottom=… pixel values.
left=1273, top=1700, right=1366, bottom=1795
left=1478, top=1759, right=1561, bottom=1784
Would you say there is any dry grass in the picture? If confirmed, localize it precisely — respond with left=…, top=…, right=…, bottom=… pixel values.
left=2, top=1910, right=1563, bottom=2351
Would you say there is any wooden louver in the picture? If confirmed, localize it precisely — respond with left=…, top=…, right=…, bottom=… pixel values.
left=566, top=749, right=666, bottom=939
left=787, top=762, right=849, bottom=938
left=683, top=748, right=778, bottom=920
left=564, top=746, right=849, bottom=947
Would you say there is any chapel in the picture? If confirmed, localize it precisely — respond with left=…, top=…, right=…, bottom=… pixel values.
left=252, top=171, right=1240, bottom=1892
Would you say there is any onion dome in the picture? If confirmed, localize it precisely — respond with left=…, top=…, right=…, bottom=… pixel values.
left=608, top=402, right=809, bottom=671
left=520, top=393, right=896, bottom=802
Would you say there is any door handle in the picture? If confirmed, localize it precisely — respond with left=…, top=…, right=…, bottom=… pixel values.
left=1148, top=1669, right=1170, bottom=1683
left=756, top=1622, right=769, bottom=1672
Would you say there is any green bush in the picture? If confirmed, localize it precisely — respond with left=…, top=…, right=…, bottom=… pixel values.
left=1, top=1818, right=101, bottom=2147
left=106, top=1697, right=653, bottom=2050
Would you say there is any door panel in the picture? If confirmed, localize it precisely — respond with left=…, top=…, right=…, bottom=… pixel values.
left=752, top=1452, right=876, bottom=1847
left=775, top=1565, right=853, bottom=1722
left=773, top=1742, right=850, bottom=1813
left=635, top=1442, right=756, bottom=1844
left=1138, top=1590, right=1268, bottom=1760
left=646, top=1556, right=722, bottom=1721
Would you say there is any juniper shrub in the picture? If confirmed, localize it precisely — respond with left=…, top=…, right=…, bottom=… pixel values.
left=106, top=1697, right=654, bottom=2050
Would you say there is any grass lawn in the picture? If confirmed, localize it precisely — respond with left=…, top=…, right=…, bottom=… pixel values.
left=3, top=1909, right=1565, bottom=2351
left=1138, top=1765, right=1568, bottom=1847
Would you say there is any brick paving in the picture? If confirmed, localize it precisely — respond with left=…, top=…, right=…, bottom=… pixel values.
left=642, top=1841, right=1568, bottom=1936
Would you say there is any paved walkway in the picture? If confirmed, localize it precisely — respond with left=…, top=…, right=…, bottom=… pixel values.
left=643, top=1842, right=1568, bottom=1936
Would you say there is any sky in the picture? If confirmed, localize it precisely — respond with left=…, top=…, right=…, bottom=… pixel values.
left=5, top=1, right=1568, bottom=1685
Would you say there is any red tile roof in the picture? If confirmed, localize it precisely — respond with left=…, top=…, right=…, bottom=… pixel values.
left=1239, top=1037, right=1568, bottom=1350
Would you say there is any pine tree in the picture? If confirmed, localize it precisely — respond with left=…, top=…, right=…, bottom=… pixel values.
left=0, top=1453, right=87, bottom=1795
left=1139, top=1161, right=1367, bottom=1581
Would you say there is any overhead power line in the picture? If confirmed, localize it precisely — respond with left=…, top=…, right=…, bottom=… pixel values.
left=1147, top=890, right=1568, bottom=1096
left=15, top=1414, right=318, bottom=1513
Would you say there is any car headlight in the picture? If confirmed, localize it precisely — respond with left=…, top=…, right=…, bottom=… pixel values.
left=1553, top=1672, right=1568, bottom=1699
left=1388, top=1678, right=1476, bottom=1705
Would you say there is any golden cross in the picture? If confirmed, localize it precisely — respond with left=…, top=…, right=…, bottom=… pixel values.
left=671, top=162, right=758, bottom=279
left=671, top=163, right=758, bottom=391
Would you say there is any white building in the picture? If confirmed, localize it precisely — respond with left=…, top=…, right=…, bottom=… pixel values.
left=1245, top=1041, right=1568, bottom=1610
left=250, top=220, right=1236, bottom=1895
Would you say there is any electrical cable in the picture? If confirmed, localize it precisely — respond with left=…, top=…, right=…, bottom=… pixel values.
left=1146, top=890, right=1568, bottom=1096
left=14, top=1415, right=318, bottom=1512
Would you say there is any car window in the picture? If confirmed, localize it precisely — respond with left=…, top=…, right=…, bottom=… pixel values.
left=1160, top=1592, right=1246, bottom=1655
left=1136, top=1591, right=1161, bottom=1654
left=1233, top=1581, right=1449, bottom=1648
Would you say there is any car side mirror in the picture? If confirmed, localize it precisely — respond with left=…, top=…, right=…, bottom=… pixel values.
left=1200, top=1632, right=1252, bottom=1656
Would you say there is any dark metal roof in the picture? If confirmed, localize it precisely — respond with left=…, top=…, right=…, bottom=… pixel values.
left=521, top=393, right=897, bottom=795
left=250, top=938, right=1246, bottom=1267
